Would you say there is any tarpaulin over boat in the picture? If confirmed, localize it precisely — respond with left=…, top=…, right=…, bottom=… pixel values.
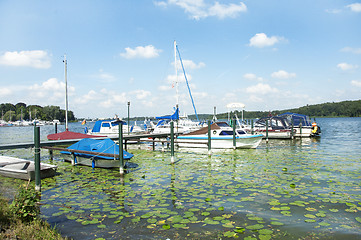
left=278, top=112, right=312, bottom=127
left=155, top=107, right=179, bottom=120
left=60, top=138, right=134, bottom=160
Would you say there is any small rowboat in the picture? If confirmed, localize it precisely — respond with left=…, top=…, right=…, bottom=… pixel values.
left=0, top=156, right=57, bottom=181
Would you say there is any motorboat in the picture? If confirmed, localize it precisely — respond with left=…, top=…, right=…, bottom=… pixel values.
left=60, top=138, right=134, bottom=168
left=86, top=118, right=144, bottom=138
left=249, top=116, right=295, bottom=139
left=278, top=112, right=321, bottom=137
left=177, top=122, right=263, bottom=149
left=0, top=156, right=57, bottom=180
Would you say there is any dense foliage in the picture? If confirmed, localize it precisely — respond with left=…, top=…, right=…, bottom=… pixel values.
left=10, top=186, right=40, bottom=223
left=194, top=100, right=361, bottom=120
left=0, top=184, right=67, bottom=239
left=0, top=103, right=75, bottom=122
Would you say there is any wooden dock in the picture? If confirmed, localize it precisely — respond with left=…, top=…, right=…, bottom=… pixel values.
left=0, top=132, right=171, bottom=151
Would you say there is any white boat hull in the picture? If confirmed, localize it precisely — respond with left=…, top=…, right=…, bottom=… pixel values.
left=62, top=154, right=122, bottom=168
left=177, top=135, right=263, bottom=149
left=252, top=129, right=292, bottom=139
left=0, top=156, right=57, bottom=181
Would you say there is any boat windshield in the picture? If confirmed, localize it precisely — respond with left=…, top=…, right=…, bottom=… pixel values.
left=219, top=131, right=234, bottom=135
left=237, top=130, right=247, bottom=135
left=217, top=122, right=230, bottom=127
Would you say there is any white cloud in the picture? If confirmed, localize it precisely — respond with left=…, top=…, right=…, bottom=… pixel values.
left=271, top=70, right=296, bottom=79
left=249, top=33, right=285, bottom=48
left=0, top=50, right=51, bottom=69
left=120, top=45, right=161, bottom=59
left=76, top=90, right=99, bottom=104
left=26, top=78, right=75, bottom=105
left=346, top=3, right=361, bottom=12
left=176, top=59, right=205, bottom=70
left=133, top=90, right=151, bottom=100
left=340, top=47, right=361, bottom=54
left=243, top=73, right=257, bottom=80
left=337, top=62, right=358, bottom=70
left=155, top=0, right=247, bottom=20
left=208, top=2, right=247, bottom=19
left=159, top=85, right=172, bottom=91
left=246, top=83, right=278, bottom=95
left=243, top=73, right=264, bottom=81
left=351, top=80, right=361, bottom=87
left=0, top=88, right=12, bottom=97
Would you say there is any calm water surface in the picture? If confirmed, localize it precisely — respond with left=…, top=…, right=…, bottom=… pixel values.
left=1, top=118, right=360, bottom=240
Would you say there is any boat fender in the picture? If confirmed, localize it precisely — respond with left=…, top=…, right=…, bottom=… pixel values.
left=213, top=130, right=217, bottom=135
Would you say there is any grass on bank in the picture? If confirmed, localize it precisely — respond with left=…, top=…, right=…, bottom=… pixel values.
left=0, top=183, right=68, bottom=240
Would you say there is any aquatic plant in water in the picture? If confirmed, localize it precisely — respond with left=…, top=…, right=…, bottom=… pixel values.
left=38, top=145, right=361, bottom=239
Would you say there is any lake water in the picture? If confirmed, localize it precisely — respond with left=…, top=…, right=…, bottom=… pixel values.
left=1, top=118, right=361, bottom=239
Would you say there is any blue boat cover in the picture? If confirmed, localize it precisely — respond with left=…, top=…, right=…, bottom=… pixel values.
left=61, top=138, right=133, bottom=160
left=156, top=107, right=179, bottom=120
left=279, top=112, right=312, bottom=127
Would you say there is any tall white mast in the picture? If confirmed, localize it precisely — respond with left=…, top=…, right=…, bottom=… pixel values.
left=64, top=55, right=69, bottom=131
left=174, top=40, right=179, bottom=108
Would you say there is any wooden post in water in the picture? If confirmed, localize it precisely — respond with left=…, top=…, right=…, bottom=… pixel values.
left=119, top=122, right=124, bottom=175
left=265, top=119, right=269, bottom=143
left=291, top=119, right=294, bottom=139
left=299, top=123, right=302, bottom=137
left=251, top=119, right=254, bottom=135
left=207, top=120, right=211, bottom=156
left=170, top=121, right=175, bottom=164
left=55, top=122, right=58, bottom=133
left=34, top=126, right=41, bottom=192
left=232, top=118, right=236, bottom=150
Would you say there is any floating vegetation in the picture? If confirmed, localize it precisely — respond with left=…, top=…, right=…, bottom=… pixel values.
left=35, top=139, right=361, bottom=239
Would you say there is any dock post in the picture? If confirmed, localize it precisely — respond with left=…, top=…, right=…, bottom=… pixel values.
left=119, top=122, right=124, bottom=175
left=291, top=119, right=294, bottom=139
left=55, top=122, right=58, bottom=133
left=299, top=123, right=302, bottom=137
left=34, top=126, right=41, bottom=192
left=170, top=121, right=175, bottom=163
left=265, top=119, right=269, bottom=143
left=207, top=120, right=211, bottom=156
left=232, top=118, right=236, bottom=150
left=251, top=119, right=254, bottom=135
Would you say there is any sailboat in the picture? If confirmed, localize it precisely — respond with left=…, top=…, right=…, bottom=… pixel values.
left=152, top=41, right=205, bottom=134
left=47, top=55, right=102, bottom=140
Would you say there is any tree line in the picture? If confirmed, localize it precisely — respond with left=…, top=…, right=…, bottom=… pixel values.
left=193, top=99, right=361, bottom=120
left=0, top=102, right=75, bottom=122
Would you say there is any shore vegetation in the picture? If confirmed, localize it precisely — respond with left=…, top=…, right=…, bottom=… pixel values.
left=0, top=183, right=67, bottom=240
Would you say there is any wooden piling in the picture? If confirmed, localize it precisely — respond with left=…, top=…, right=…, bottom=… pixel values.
left=34, top=126, right=41, bottom=192
left=265, top=119, right=269, bottom=143
left=170, top=121, right=175, bottom=163
left=232, top=118, right=236, bottom=149
left=207, top=120, right=211, bottom=156
left=119, top=122, right=124, bottom=175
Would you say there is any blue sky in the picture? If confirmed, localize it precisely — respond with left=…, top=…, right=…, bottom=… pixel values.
left=0, top=0, right=360, bottom=119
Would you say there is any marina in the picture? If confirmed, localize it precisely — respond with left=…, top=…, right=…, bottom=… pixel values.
left=0, top=118, right=361, bottom=239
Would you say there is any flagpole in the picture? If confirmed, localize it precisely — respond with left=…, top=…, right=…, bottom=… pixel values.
left=64, top=55, right=68, bottom=131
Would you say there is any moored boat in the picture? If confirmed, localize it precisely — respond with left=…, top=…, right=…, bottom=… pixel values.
left=249, top=115, right=294, bottom=139
left=86, top=119, right=145, bottom=138
left=278, top=112, right=321, bottom=137
left=177, top=122, right=263, bottom=149
left=60, top=138, right=134, bottom=168
left=0, top=156, right=57, bottom=180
